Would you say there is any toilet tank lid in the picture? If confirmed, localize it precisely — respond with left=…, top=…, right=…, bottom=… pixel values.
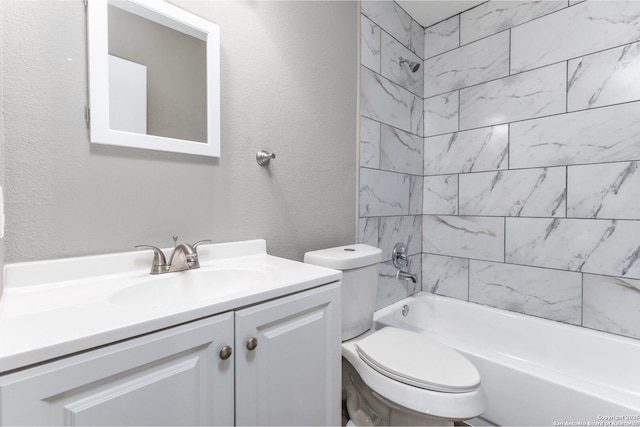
left=304, top=244, right=382, bottom=270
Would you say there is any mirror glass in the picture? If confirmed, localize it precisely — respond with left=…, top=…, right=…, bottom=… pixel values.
left=88, top=0, right=220, bottom=157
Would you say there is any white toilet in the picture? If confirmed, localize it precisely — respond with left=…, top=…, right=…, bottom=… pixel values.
left=304, top=244, right=487, bottom=426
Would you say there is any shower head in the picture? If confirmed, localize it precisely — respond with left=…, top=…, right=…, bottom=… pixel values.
left=399, top=57, right=420, bottom=73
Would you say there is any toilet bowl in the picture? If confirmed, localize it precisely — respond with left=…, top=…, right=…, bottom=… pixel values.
left=304, top=244, right=487, bottom=426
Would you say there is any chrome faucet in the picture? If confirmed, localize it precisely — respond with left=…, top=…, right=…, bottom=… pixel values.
left=168, top=242, right=205, bottom=272
left=396, top=269, right=418, bottom=284
left=392, top=242, right=418, bottom=284
left=135, top=239, right=211, bottom=274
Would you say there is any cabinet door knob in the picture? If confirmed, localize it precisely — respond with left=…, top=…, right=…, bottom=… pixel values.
left=246, top=337, right=258, bottom=351
left=219, top=346, right=233, bottom=360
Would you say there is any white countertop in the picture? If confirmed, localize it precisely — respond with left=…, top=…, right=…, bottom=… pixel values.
left=0, top=240, right=341, bottom=373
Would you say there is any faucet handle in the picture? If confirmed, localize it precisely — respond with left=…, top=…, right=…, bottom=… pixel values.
left=392, top=242, right=410, bottom=269
left=193, top=239, right=212, bottom=249
left=135, top=245, right=168, bottom=274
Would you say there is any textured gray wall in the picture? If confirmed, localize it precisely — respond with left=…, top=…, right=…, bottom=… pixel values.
left=1, top=0, right=358, bottom=264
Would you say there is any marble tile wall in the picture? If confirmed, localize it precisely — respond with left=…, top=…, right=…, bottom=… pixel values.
left=424, top=31, right=510, bottom=98
left=360, top=1, right=425, bottom=309
left=421, top=0, right=640, bottom=340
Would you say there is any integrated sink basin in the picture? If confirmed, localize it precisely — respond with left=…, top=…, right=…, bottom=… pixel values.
left=0, top=239, right=342, bottom=373
left=109, top=266, right=276, bottom=308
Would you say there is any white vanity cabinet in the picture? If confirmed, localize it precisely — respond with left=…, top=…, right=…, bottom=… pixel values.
left=235, top=282, right=341, bottom=426
left=0, top=282, right=341, bottom=426
left=0, top=312, right=235, bottom=426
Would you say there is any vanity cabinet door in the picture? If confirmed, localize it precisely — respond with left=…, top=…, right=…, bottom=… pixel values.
left=0, top=313, right=234, bottom=426
left=234, top=282, right=341, bottom=426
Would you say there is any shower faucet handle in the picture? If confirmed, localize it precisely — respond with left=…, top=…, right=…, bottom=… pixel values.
left=392, top=242, right=409, bottom=269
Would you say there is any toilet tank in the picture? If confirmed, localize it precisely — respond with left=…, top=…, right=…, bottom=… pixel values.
left=304, top=244, right=382, bottom=341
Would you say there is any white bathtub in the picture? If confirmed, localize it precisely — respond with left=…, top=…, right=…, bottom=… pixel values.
left=373, top=292, right=640, bottom=426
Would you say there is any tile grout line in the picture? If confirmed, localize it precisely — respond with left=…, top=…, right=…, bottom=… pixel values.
left=467, top=257, right=471, bottom=302
left=508, top=28, right=512, bottom=76
left=458, top=14, right=461, bottom=49
left=565, top=60, right=569, bottom=113
left=565, top=166, right=569, bottom=218
left=457, top=89, right=461, bottom=132
left=581, top=273, right=584, bottom=327
left=503, top=217, right=507, bottom=264
left=507, top=123, right=511, bottom=170
left=456, top=173, right=460, bottom=216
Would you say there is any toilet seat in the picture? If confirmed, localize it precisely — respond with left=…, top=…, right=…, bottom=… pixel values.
left=356, top=327, right=480, bottom=393
left=342, top=328, right=487, bottom=420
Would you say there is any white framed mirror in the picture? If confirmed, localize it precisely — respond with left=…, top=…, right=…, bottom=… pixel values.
left=87, top=0, right=220, bottom=157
